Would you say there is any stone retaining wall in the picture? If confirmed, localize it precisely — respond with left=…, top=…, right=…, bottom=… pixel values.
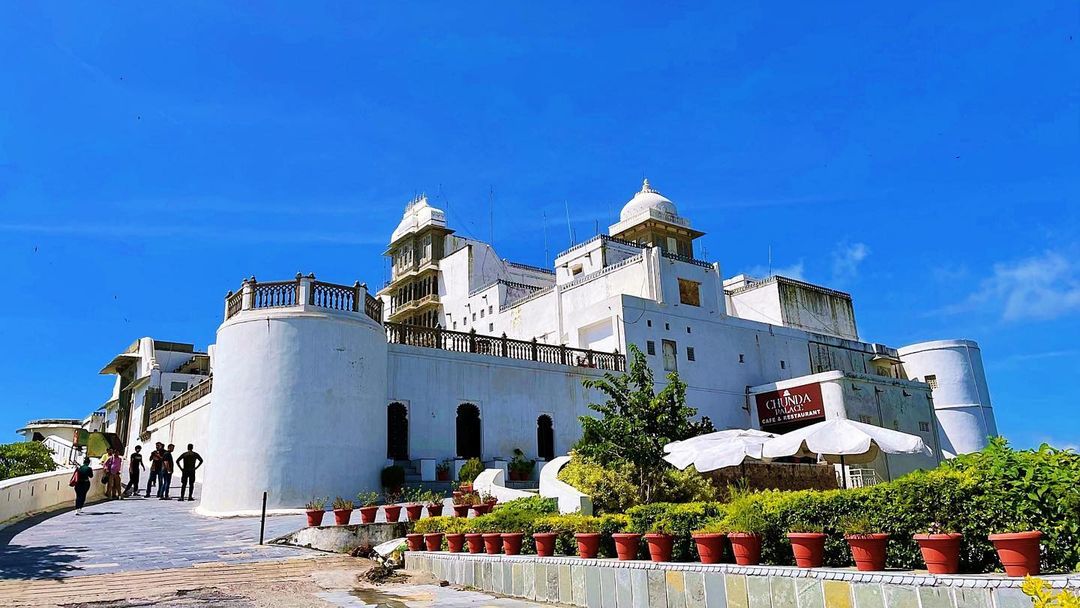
left=405, top=552, right=1079, bottom=608
left=272, top=522, right=408, bottom=554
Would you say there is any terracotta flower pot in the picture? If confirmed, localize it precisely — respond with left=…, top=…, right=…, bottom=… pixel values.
left=645, top=533, right=675, bottom=563
left=483, top=533, right=503, bottom=554
left=988, top=531, right=1042, bottom=576
left=692, top=533, right=727, bottom=565
left=405, top=533, right=424, bottom=552
left=424, top=533, right=445, bottom=552
left=612, top=533, right=642, bottom=561
left=465, top=533, right=484, bottom=554
left=437, top=470, right=451, bottom=482
left=575, top=533, right=602, bottom=559
left=471, top=503, right=492, bottom=516
left=502, top=533, right=524, bottom=555
left=508, top=470, right=521, bottom=482
left=305, top=510, right=325, bottom=527
left=446, top=533, right=466, bottom=553
left=845, top=534, right=889, bottom=571
left=788, top=533, right=827, bottom=569
left=333, top=509, right=353, bottom=526
left=405, top=504, right=424, bottom=521
left=729, top=533, right=762, bottom=566
left=427, top=503, right=444, bottom=517
left=383, top=505, right=402, bottom=522
left=453, top=504, right=471, bottom=517
left=459, top=483, right=473, bottom=494
left=533, top=532, right=558, bottom=557
left=358, top=506, right=378, bottom=524
left=914, top=533, right=962, bottom=574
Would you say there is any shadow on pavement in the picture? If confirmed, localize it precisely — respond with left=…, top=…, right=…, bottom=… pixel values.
left=0, top=542, right=90, bottom=579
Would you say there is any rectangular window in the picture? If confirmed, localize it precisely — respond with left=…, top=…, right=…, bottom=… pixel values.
left=170, top=382, right=187, bottom=393
left=647, top=319, right=652, bottom=327
left=686, top=347, right=695, bottom=361
left=662, top=339, right=678, bottom=372
left=488, top=323, right=494, bottom=332
left=480, top=309, right=485, bottom=318
left=571, top=265, right=583, bottom=276
left=678, top=279, right=701, bottom=306
left=488, top=305, right=493, bottom=314
left=919, top=421, right=931, bottom=432
left=472, top=313, right=476, bottom=321
left=925, top=374, right=938, bottom=389
left=646, top=341, right=656, bottom=356
left=739, top=354, right=745, bottom=363
left=780, top=360, right=786, bottom=370
left=686, top=326, right=691, bottom=333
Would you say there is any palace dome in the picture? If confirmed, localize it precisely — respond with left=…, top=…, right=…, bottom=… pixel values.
left=619, top=179, right=677, bottom=222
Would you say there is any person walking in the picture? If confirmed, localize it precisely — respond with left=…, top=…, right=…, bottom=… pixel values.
left=177, top=444, right=203, bottom=501
left=158, top=444, right=175, bottom=500
left=146, top=442, right=163, bottom=498
left=71, top=456, right=93, bottom=515
left=104, top=449, right=123, bottom=499
left=124, top=445, right=145, bottom=497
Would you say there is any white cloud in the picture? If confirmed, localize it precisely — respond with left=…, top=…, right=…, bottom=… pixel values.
left=951, top=251, right=1080, bottom=321
left=744, top=261, right=805, bottom=281
left=831, top=242, right=870, bottom=283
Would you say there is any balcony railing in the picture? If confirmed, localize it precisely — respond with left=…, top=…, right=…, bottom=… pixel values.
left=224, top=274, right=382, bottom=324
left=661, top=251, right=714, bottom=268
left=149, top=377, right=212, bottom=425
left=386, top=322, right=625, bottom=372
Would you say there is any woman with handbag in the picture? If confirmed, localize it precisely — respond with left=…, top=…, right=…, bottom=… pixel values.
left=71, top=457, right=94, bottom=515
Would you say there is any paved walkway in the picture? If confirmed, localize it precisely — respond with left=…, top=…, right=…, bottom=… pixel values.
left=0, top=490, right=308, bottom=579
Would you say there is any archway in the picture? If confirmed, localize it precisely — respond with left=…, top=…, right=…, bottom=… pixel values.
left=536, top=415, right=554, bottom=461
left=387, top=402, right=409, bottom=460
left=456, top=403, right=482, bottom=459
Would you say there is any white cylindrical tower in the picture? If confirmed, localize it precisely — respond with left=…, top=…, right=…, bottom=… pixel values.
left=897, top=339, right=997, bottom=457
left=199, top=281, right=388, bottom=515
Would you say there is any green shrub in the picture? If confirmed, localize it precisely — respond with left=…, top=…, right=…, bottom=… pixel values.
left=494, top=496, right=558, bottom=515
left=458, top=458, right=484, bottom=483
left=557, top=453, right=719, bottom=514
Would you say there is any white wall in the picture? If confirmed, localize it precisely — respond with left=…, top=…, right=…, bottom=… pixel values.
left=0, top=467, right=106, bottom=525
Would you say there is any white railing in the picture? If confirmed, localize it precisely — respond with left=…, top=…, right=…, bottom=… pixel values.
left=0, top=467, right=106, bottom=525
left=843, top=467, right=882, bottom=488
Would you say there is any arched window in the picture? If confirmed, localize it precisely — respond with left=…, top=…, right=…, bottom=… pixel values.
left=537, top=415, right=554, bottom=461
left=456, top=403, right=482, bottom=459
left=387, top=402, right=409, bottom=460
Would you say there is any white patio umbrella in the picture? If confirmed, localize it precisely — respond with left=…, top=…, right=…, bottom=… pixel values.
left=663, top=429, right=776, bottom=472
left=761, top=418, right=932, bottom=487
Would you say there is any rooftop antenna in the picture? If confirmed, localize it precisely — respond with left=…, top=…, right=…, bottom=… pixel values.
left=768, top=244, right=773, bottom=277
left=488, top=186, right=495, bottom=246
left=564, top=199, right=574, bottom=246
left=543, top=211, right=550, bottom=267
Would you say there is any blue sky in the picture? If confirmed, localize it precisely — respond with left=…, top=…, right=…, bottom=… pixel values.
left=0, top=3, right=1077, bottom=449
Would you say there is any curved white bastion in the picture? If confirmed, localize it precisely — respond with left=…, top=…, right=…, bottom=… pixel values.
left=199, top=276, right=388, bottom=515
left=898, top=339, right=997, bottom=457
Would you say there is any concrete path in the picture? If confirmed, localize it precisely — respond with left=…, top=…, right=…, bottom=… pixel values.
left=0, top=490, right=308, bottom=579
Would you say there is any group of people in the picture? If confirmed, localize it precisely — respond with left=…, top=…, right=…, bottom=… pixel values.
left=72, top=443, right=203, bottom=514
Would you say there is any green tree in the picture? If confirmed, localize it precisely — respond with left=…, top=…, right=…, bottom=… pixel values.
left=577, top=344, right=714, bottom=503
left=0, top=441, right=58, bottom=480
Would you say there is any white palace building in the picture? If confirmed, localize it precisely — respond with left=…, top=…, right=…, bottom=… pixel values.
left=20, top=180, right=998, bottom=514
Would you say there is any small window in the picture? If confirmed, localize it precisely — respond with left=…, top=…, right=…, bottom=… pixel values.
left=665, top=323, right=670, bottom=331
left=480, top=309, right=485, bottom=318
left=678, top=278, right=701, bottom=307
left=687, top=347, right=696, bottom=361
left=170, top=382, right=187, bottom=392
left=453, top=322, right=458, bottom=330
left=780, top=360, right=786, bottom=370
left=472, top=313, right=477, bottom=321
left=919, top=421, right=931, bottom=432
left=571, top=265, right=583, bottom=276
left=488, top=306, right=493, bottom=314
left=662, top=339, right=678, bottom=372
left=925, top=375, right=938, bottom=389
left=488, top=323, right=494, bottom=332
left=858, top=415, right=873, bottom=424
left=646, top=341, right=656, bottom=356
left=647, top=319, right=652, bottom=327
left=686, top=326, right=691, bottom=334
left=739, top=354, right=745, bottom=363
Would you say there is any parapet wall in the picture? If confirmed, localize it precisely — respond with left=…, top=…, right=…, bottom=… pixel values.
left=0, top=467, right=105, bottom=526
left=405, top=552, right=1078, bottom=608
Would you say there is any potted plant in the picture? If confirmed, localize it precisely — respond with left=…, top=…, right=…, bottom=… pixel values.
left=453, top=491, right=476, bottom=517
left=425, top=490, right=445, bottom=517
left=533, top=522, right=559, bottom=557
left=436, top=460, right=452, bottom=482
left=381, top=464, right=405, bottom=495
left=403, top=488, right=424, bottom=522
left=465, top=532, right=485, bottom=554
left=502, top=532, right=524, bottom=555
left=691, top=521, right=728, bottom=565
left=482, top=490, right=498, bottom=506
left=726, top=502, right=767, bottom=566
left=305, top=496, right=327, bottom=527
left=787, top=520, right=827, bottom=569
left=612, top=529, right=642, bottom=561
left=482, top=532, right=503, bottom=555
left=357, top=492, right=380, bottom=524
left=988, top=523, right=1042, bottom=576
left=457, top=479, right=474, bottom=495
left=446, top=532, right=467, bottom=553
left=913, top=522, right=963, bottom=575
left=472, top=492, right=495, bottom=516
left=574, top=519, right=602, bottom=559
left=841, top=515, right=889, bottom=572
left=644, top=520, right=676, bottom=563
left=406, top=532, right=424, bottom=551
left=458, top=457, right=484, bottom=490
left=508, top=449, right=535, bottom=481
left=332, top=496, right=354, bottom=526
left=424, top=532, right=445, bottom=552
left=383, top=490, right=402, bottom=523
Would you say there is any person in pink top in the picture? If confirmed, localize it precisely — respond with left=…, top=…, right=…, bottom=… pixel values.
left=104, top=448, right=124, bottom=499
